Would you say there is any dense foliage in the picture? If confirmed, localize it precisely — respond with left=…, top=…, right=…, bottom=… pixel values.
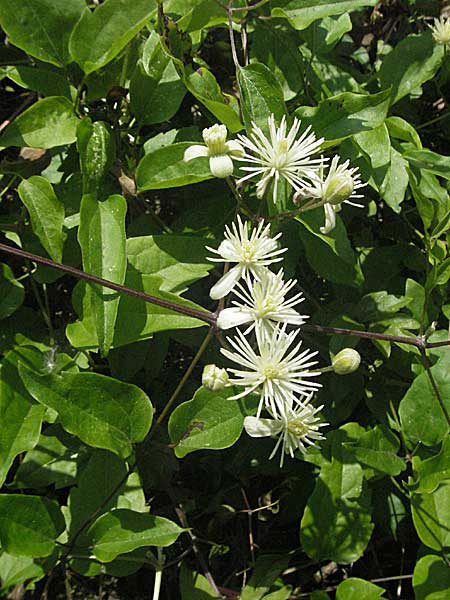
left=0, top=0, right=450, bottom=598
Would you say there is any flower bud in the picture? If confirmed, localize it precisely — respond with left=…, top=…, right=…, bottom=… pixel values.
left=202, top=364, right=229, bottom=391
left=324, top=172, right=354, bottom=206
left=202, top=124, right=228, bottom=155
left=332, top=348, right=361, bottom=375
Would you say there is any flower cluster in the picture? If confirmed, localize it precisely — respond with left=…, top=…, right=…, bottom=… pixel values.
left=430, top=15, right=450, bottom=47
left=185, top=115, right=365, bottom=235
left=207, top=216, right=327, bottom=467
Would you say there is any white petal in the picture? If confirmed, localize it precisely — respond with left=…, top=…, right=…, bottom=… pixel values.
left=209, top=265, right=243, bottom=300
left=209, top=154, right=234, bottom=178
left=217, top=307, right=253, bottom=330
left=184, top=144, right=209, bottom=162
left=320, top=203, right=337, bottom=235
left=244, top=416, right=283, bottom=438
left=225, top=140, right=245, bottom=157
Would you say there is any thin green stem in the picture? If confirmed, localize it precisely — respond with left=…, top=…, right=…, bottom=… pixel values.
left=152, top=549, right=164, bottom=600
left=420, top=348, right=450, bottom=428
left=28, top=270, right=54, bottom=344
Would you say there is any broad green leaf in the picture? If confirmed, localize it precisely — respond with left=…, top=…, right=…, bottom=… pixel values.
left=69, top=0, right=155, bottom=74
left=78, top=193, right=127, bottom=355
left=183, top=67, right=243, bottom=133
left=77, top=119, right=116, bottom=195
left=126, top=235, right=212, bottom=293
left=136, top=142, right=213, bottom=190
left=168, top=387, right=250, bottom=458
left=0, top=552, right=44, bottom=593
left=296, top=211, right=361, bottom=287
left=413, top=554, right=450, bottom=600
left=240, top=554, right=290, bottom=600
left=0, top=96, right=79, bottom=150
left=18, top=176, right=65, bottom=262
left=386, top=116, right=422, bottom=149
left=88, top=509, right=184, bottom=562
left=66, top=274, right=207, bottom=350
left=5, top=65, right=73, bottom=99
left=12, top=425, right=81, bottom=489
left=399, top=358, right=450, bottom=446
left=300, top=429, right=374, bottom=563
left=130, top=32, right=186, bottom=126
left=411, top=482, right=450, bottom=551
left=404, top=148, right=450, bottom=182
left=379, top=32, right=444, bottom=105
left=180, top=563, right=221, bottom=599
left=18, top=366, right=153, bottom=458
left=271, top=0, right=376, bottom=30
left=356, top=291, right=412, bottom=323
left=295, top=89, right=390, bottom=146
left=0, top=263, right=24, bottom=319
left=0, top=348, right=46, bottom=487
left=0, top=0, right=85, bottom=67
left=343, top=426, right=405, bottom=477
left=238, top=63, right=286, bottom=132
left=412, top=436, right=450, bottom=494
left=0, top=494, right=65, bottom=557
left=335, top=578, right=386, bottom=599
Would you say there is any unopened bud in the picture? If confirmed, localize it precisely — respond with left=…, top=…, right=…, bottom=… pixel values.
left=202, top=364, right=229, bottom=391
left=324, top=172, right=354, bottom=206
left=332, top=348, right=361, bottom=375
left=202, top=124, right=228, bottom=155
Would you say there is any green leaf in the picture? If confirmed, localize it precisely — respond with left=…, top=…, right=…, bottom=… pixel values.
left=271, top=0, right=377, bottom=31
left=76, top=119, right=116, bottom=195
left=183, top=67, right=243, bottom=133
left=343, top=426, right=405, bottom=477
left=0, top=348, right=46, bottom=487
left=12, top=425, right=81, bottom=489
left=399, top=358, right=450, bottom=446
left=295, top=89, right=390, bottom=147
left=335, top=578, right=386, bottom=599
left=87, top=508, right=184, bottom=562
left=130, top=32, right=186, bottom=126
left=18, top=176, right=65, bottom=262
left=78, top=193, right=127, bottom=355
left=136, top=142, right=213, bottom=190
left=18, top=366, right=153, bottom=458
left=379, top=32, right=444, bottom=105
left=5, top=65, right=73, bottom=99
left=0, top=0, right=86, bottom=67
left=413, top=554, right=450, bottom=600
left=168, top=387, right=251, bottom=459
left=0, top=494, right=65, bottom=557
left=300, top=429, right=374, bottom=563
left=403, top=148, right=450, bottom=182
left=411, top=481, right=450, bottom=551
left=126, top=235, right=212, bottom=293
left=237, top=63, right=286, bottom=132
left=296, top=211, right=362, bottom=287
left=69, top=0, right=155, bottom=74
left=0, top=263, right=24, bottom=319
left=240, top=554, right=290, bottom=600
left=0, top=552, right=44, bottom=593
left=180, top=563, right=221, bottom=599
left=412, top=436, right=450, bottom=494
left=66, top=274, right=207, bottom=350
left=0, top=96, right=79, bottom=150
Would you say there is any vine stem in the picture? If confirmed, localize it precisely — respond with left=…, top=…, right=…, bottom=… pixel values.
left=152, top=548, right=164, bottom=600
left=2, top=242, right=450, bottom=351
left=0, top=242, right=215, bottom=326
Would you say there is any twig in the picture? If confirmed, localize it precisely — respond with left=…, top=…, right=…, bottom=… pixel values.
left=228, top=1, right=241, bottom=70
left=0, top=242, right=215, bottom=325
left=0, top=93, right=36, bottom=133
left=241, top=488, right=256, bottom=563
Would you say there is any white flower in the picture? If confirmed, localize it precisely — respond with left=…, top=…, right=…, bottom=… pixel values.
left=217, top=269, right=307, bottom=337
left=244, top=395, right=327, bottom=467
left=295, top=155, right=365, bottom=234
left=207, top=215, right=286, bottom=300
left=202, top=364, right=229, bottom=391
left=183, top=124, right=244, bottom=178
left=221, top=324, right=321, bottom=418
left=235, top=114, right=323, bottom=202
left=430, top=16, right=450, bottom=46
